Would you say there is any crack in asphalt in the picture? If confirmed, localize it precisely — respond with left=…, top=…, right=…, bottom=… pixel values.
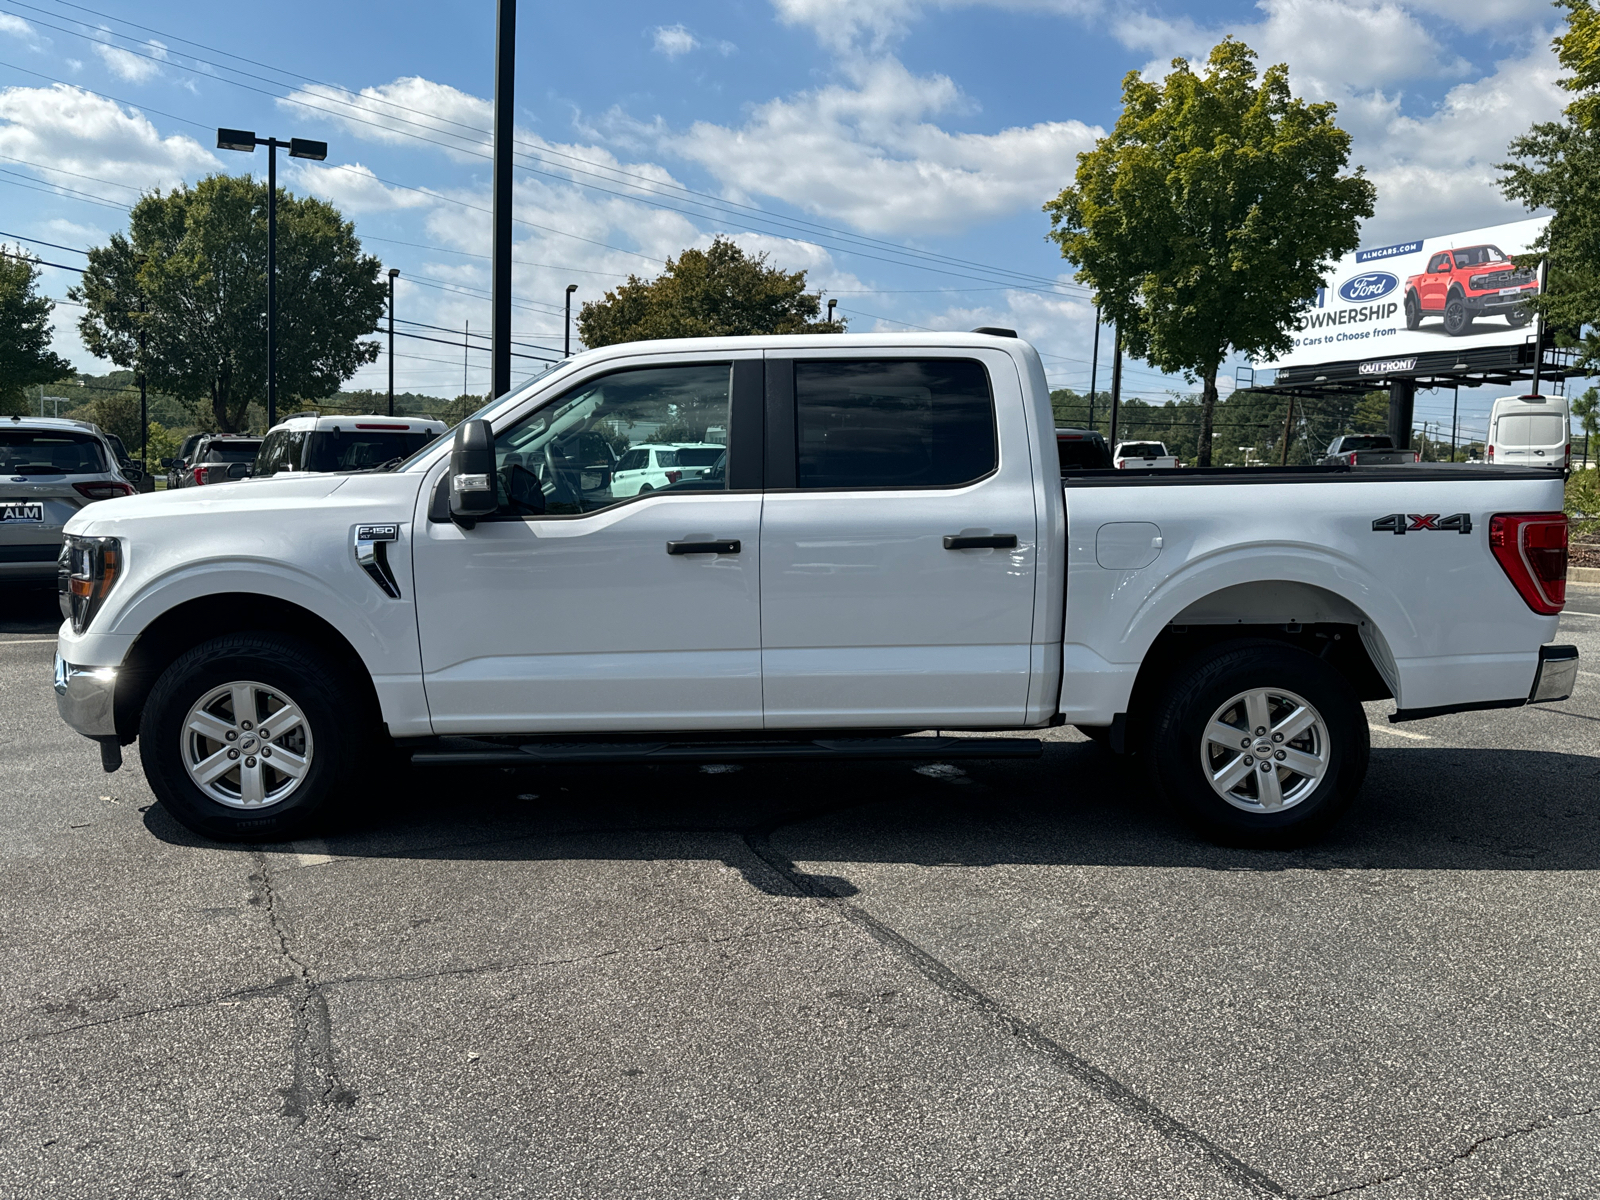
left=1305, top=1104, right=1600, bottom=1197
left=740, top=824, right=1290, bottom=1199
left=17, top=977, right=295, bottom=1042
left=248, top=853, right=358, bottom=1121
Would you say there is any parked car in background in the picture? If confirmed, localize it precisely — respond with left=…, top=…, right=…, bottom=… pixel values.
left=0, top=415, right=134, bottom=580
left=1319, top=435, right=1419, bottom=467
left=254, top=413, right=448, bottom=478
left=1403, top=244, right=1538, bottom=336
left=164, top=433, right=205, bottom=491
left=171, top=434, right=263, bottom=488
left=609, top=442, right=725, bottom=497
left=1113, top=440, right=1178, bottom=469
left=1486, top=394, right=1570, bottom=470
left=98, top=431, right=146, bottom=488
left=1055, top=427, right=1113, bottom=471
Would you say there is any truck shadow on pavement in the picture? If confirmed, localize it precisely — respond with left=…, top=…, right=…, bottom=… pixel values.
left=142, top=741, right=1600, bottom=884
left=0, top=582, right=61, bottom=634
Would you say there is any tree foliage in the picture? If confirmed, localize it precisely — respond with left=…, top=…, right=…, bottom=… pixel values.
left=0, top=248, right=72, bottom=415
left=72, top=174, right=387, bottom=432
left=577, top=237, right=844, bottom=348
left=1044, top=38, right=1375, bottom=465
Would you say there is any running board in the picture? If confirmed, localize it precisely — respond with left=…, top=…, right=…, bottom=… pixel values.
left=408, top=736, right=1043, bottom=767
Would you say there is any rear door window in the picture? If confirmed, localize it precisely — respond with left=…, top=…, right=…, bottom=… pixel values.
left=1496, top=414, right=1565, bottom=447
left=794, top=359, right=996, bottom=489
left=303, top=430, right=437, bottom=471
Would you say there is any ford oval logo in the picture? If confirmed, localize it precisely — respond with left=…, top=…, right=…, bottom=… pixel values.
left=1338, top=271, right=1398, bottom=303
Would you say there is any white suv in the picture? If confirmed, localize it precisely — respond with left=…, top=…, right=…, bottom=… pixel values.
left=0, top=416, right=134, bottom=580
left=254, top=412, right=448, bottom=478
left=609, top=442, right=726, bottom=497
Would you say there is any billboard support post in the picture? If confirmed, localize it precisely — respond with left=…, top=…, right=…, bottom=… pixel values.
left=1279, top=394, right=1295, bottom=466
left=1529, top=257, right=1548, bottom=398
left=1388, top=380, right=1415, bottom=450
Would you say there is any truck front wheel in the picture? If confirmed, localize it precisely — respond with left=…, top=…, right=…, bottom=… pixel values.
left=140, top=633, right=369, bottom=841
left=1442, top=294, right=1473, bottom=336
left=1147, top=641, right=1369, bottom=846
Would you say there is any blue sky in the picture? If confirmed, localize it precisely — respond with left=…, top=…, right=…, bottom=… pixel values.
left=0, top=0, right=1572, bottom=441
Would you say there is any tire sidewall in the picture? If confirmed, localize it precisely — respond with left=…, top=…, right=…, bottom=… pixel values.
left=1404, top=291, right=1421, bottom=330
left=1151, top=642, right=1369, bottom=845
left=141, top=634, right=359, bottom=841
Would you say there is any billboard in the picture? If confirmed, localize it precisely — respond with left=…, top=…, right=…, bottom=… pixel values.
left=1262, top=216, right=1548, bottom=373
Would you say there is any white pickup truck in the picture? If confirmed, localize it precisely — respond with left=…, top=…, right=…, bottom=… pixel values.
left=53, top=332, right=1578, bottom=845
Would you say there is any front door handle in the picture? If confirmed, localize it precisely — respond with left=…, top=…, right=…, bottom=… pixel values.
left=943, top=534, right=1018, bottom=550
left=667, top=539, right=741, bottom=555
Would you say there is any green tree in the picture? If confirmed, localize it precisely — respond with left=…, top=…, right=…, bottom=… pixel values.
left=73, top=174, right=387, bottom=432
left=578, top=237, right=845, bottom=348
left=1573, top=386, right=1599, bottom=465
left=0, top=248, right=72, bottom=415
left=1044, top=38, right=1375, bottom=466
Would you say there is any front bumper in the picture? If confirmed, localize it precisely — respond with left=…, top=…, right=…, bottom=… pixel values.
left=53, top=653, right=118, bottom=737
left=1464, top=289, right=1536, bottom=314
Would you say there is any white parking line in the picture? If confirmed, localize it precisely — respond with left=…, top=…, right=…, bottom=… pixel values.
left=1370, top=723, right=1431, bottom=741
left=288, top=838, right=333, bottom=866
left=0, top=637, right=57, bottom=646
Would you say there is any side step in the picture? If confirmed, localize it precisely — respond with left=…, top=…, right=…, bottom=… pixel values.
left=409, top=736, right=1043, bottom=767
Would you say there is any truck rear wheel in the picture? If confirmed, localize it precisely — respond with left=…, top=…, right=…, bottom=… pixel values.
left=1147, top=640, right=1369, bottom=846
left=1403, top=291, right=1421, bottom=330
left=140, top=633, right=368, bottom=841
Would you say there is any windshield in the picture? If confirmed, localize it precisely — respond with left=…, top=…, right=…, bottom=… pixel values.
left=0, top=430, right=107, bottom=475
left=304, top=430, right=441, bottom=471
left=1335, top=435, right=1393, bottom=451
left=203, top=442, right=261, bottom=463
left=1119, top=443, right=1166, bottom=458
left=1057, top=435, right=1112, bottom=470
left=1453, top=245, right=1506, bottom=268
left=672, top=447, right=724, bottom=466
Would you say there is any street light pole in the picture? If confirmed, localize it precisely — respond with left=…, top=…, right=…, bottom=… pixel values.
left=491, top=0, right=516, bottom=397
left=387, top=268, right=399, bottom=416
left=565, top=283, right=577, bottom=357
left=216, top=129, right=328, bottom=431
left=826, top=297, right=837, bottom=327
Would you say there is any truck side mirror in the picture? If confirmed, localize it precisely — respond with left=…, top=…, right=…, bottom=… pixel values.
left=449, top=419, right=498, bottom=527
left=161, top=457, right=175, bottom=468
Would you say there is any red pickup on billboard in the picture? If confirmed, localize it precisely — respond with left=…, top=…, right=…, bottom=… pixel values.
left=1403, top=244, right=1538, bottom=336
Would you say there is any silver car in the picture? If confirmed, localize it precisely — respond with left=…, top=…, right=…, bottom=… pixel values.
left=0, top=416, right=135, bottom=581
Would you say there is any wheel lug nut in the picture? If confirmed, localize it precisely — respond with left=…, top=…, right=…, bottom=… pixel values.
left=244, top=756, right=256, bottom=768
left=1240, top=738, right=1251, bottom=749
left=1272, top=733, right=1283, bottom=743
left=225, top=730, right=237, bottom=741
left=227, top=749, right=240, bottom=760
left=1260, top=762, right=1272, bottom=772
left=261, top=747, right=271, bottom=758
left=1254, top=727, right=1266, bottom=736
left=1275, top=750, right=1287, bottom=761
left=240, top=720, right=253, bottom=731
left=258, top=729, right=269, bottom=740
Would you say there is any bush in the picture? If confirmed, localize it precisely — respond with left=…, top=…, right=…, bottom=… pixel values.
left=1567, top=465, right=1600, bottom=538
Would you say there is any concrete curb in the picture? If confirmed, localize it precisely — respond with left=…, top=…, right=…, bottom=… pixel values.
left=1572, top=565, right=1600, bottom=585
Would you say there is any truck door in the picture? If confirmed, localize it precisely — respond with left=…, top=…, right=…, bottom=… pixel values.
left=411, top=355, right=766, bottom=734
left=758, top=352, right=1039, bottom=728
left=1421, top=252, right=1452, bottom=310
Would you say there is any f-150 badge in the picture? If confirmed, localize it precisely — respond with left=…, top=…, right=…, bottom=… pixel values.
left=1372, top=513, right=1472, bottom=534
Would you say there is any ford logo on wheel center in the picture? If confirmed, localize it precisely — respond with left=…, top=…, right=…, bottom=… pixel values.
left=1337, top=271, right=1399, bottom=302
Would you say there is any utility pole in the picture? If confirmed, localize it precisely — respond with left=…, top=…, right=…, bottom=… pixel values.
left=138, top=295, right=148, bottom=482
left=1108, top=322, right=1123, bottom=452
left=386, top=268, right=398, bottom=416
left=1087, top=304, right=1100, bottom=432
left=491, top=0, right=516, bottom=398
left=1450, top=385, right=1459, bottom=463
left=463, top=320, right=469, bottom=397
left=1279, top=394, right=1295, bottom=466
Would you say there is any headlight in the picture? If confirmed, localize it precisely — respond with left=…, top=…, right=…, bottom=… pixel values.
left=58, top=535, right=123, bottom=635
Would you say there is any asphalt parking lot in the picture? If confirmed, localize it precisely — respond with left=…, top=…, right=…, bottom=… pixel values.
left=3, top=582, right=1600, bottom=1199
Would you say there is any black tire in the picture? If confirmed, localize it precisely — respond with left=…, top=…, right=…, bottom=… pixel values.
left=638, top=483, right=653, bottom=494
left=1442, top=293, right=1472, bottom=336
left=1403, top=291, right=1421, bottom=331
left=1506, top=306, right=1532, bottom=328
left=1146, top=640, right=1369, bottom=846
left=140, top=633, right=371, bottom=841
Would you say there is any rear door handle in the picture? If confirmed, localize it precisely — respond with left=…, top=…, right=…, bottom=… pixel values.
left=666, top=539, right=741, bottom=555
left=943, top=534, right=1018, bottom=550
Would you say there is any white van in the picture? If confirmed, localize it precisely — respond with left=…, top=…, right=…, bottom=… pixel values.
left=1487, top=394, right=1570, bottom=469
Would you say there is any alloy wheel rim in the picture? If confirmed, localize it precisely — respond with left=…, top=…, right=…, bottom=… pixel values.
left=180, top=680, right=314, bottom=810
left=1200, top=687, right=1329, bottom=814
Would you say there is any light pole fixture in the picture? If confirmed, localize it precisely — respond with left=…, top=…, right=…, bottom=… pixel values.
left=216, top=128, right=328, bottom=430
left=826, top=298, right=837, bottom=326
left=564, top=283, right=577, bottom=357
left=387, top=268, right=399, bottom=416
left=491, top=0, right=516, bottom=397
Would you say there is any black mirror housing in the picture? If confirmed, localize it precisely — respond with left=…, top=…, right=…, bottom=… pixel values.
left=160, top=457, right=175, bottom=468
left=449, top=419, right=498, bottom=525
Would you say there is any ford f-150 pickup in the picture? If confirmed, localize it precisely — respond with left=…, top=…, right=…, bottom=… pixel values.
left=1319, top=435, right=1419, bottom=468
left=53, top=332, right=1579, bottom=846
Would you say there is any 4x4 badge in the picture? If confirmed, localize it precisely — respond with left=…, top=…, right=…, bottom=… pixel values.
left=1372, top=513, right=1472, bottom=535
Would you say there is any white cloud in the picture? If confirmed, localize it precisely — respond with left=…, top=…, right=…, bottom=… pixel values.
left=0, top=84, right=218, bottom=198
left=0, top=12, right=42, bottom=47
left=668, top=57, right=1099, bottom=235
left=1401, top=0, right=1556, bottom=33
left=772, top=0, right=1099, bottom=54
left=289, top=161, right=437, bottom=214
left=93, top=37, right=168, bottom=84
left=280, top=77, right=492, bottom=158
left=652, top=24, right=699, bottom=57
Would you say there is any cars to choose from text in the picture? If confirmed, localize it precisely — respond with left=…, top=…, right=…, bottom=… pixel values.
left=51, top=331, right=1577, bottom=851
left=0, top=415, right=135, bottom=580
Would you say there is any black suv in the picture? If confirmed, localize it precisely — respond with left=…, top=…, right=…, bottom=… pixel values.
left=169, top=434, right=263, bottom=488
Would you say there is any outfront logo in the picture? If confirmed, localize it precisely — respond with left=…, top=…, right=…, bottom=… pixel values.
left=1338, top=271, right=1399, bottom=303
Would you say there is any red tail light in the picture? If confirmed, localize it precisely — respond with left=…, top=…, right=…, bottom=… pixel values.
left=664, top=470, right=681, bottom=484
left=193, top=465, right=208, bottom=485
left=1412, top=451, right=1420, bottom=463
left=1489, top=513, right=1567, bottom=614
left=1487, top=445, right=1495, bottom=461
left=73, top=481, right=135, bottom=500
left=1347, top=452, right=1358, bottom=466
